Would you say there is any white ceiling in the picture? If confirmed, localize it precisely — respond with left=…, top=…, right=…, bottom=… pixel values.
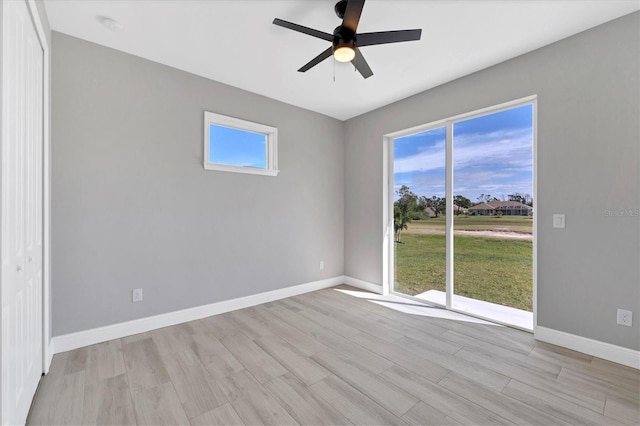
left=44, top=0, right=639, bottom=120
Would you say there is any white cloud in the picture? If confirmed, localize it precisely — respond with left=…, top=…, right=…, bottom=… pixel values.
left=394, top=127, right=532, bottom=175
left=394, top=138, right=446, bottom=173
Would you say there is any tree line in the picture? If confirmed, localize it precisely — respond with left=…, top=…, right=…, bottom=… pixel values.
left=393, top=186, right=533, bottom=242
left=476, top=193, right=533, bottom=206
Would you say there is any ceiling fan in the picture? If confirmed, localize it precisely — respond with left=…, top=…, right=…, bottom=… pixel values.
left=273, top=0, right=422, bottom=79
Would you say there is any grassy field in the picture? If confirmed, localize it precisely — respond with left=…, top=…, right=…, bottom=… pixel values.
left=395, top=216, right=533, bottom=311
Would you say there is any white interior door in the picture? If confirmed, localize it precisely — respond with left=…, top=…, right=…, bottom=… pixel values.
left=1, top=0, right=45, bottom=424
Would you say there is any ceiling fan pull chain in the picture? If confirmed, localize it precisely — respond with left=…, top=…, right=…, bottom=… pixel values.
left=333, top=57, right=336, bottom=82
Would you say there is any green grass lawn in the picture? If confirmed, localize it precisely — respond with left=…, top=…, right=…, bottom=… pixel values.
left=395, top=233, right=533, bottom=311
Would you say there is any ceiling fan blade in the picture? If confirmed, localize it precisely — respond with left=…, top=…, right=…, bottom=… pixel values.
left=298, top=47, right=334, bottom=72
left=351, top=48, right=373, bottom=79
left=357, top=29, right=422, bottom=47
left=342, top=0, right=365, bottom=33
left=273, top=18, right=333, bottom=41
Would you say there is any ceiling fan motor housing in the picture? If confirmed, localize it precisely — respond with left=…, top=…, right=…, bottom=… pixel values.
left=333, top=25, right=356, bottom=52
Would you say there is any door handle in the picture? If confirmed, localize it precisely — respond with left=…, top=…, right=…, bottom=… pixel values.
left=17, top=265, right=23, bottom=272
left=28, top=256, right=33, bottom=263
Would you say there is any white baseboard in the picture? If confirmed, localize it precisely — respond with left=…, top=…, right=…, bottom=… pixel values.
left=52, top=276, right=345, bottom=354
left=343, top=276, right=383, bottom=294
left=535, top=326, right=640, bottom=370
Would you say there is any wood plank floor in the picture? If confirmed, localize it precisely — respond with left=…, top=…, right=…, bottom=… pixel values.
left=28, top=286, right=640, bottom=425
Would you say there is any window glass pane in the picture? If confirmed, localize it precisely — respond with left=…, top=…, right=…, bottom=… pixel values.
left=209, top=124, right=267, bottom=169
left=393, top=126, right=446, bottom=297
left=453, top=104, right=534, bottom=312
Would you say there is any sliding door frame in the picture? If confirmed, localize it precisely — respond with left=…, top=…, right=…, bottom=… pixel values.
left=383, top=95, right=537, bottom=331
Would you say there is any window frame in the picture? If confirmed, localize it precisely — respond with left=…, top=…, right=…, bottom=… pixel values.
left=203, top=111, right=279, bottom=176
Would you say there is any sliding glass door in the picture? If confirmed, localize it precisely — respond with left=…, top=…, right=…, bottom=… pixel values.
left=389, top=99, right=535, bottom=329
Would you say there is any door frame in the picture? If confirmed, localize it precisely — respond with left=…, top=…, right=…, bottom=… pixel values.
left=24, top=0, right=52, bottom=374
left=382, top=95, right=537, bottom=331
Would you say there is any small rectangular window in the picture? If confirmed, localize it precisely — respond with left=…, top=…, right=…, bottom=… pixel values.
left=204, top=111, right=278, bottom=176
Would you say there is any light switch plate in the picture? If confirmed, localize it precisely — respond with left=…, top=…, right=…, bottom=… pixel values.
left=553, top=214, right=565, bottom=228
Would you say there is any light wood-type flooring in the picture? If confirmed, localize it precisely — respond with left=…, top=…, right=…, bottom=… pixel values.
left=28, top=286, right=640, bottom=425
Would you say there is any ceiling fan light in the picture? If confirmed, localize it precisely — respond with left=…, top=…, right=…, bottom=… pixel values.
left=334, top=46, right=355, bottom=62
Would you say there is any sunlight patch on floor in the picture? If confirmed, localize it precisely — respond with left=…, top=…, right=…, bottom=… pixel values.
left=333, top=287, right=496, bottom=325
left=415, top=289, right=533, bottom=331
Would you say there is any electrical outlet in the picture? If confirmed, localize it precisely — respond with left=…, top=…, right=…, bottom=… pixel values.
left=319, top=261, right=325, bottom=270
left=132, top=288, right=143, bottom=303
left=617, top=309, right=632, bottom=327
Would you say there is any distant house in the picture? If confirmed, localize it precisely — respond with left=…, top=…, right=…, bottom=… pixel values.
left=469, top=201, right=532, bottom=216
left=423, top=204, right=467, bottom=218
left=469, top=202, right=496, bottom=216
left=452, top=204, right=468, bottom=214
left=424, top=207, right=437, bottom=218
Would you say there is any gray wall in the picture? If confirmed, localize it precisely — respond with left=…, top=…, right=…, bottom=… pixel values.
left=344, top=12, right=639, bottom=350
left=52, top=33, right=344, bottom=336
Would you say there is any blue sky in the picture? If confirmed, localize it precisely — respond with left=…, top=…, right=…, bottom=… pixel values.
left=210, top=124, right=266, bottom=168
left=394, top=104, right=533, bottom=203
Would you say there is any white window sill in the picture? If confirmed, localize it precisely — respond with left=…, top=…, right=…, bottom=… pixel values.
left=204, top=163, right=279, bottom=177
